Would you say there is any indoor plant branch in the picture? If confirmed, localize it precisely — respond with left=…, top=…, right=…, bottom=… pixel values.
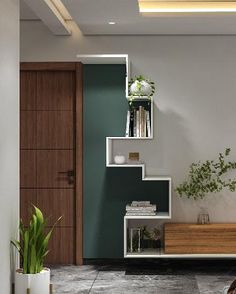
left=175, top=148, right=236, bottom=200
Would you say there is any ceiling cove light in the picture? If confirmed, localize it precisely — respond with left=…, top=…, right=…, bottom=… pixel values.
left=138, top=0, right=236, bottom=14
left=108, top=21, right=116, bottom=24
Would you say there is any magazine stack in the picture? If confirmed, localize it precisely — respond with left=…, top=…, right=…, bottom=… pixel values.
left=126, top=201, right=156, bottom=216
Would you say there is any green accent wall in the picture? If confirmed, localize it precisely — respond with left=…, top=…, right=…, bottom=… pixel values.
left=83, top=65, right=169, bottom=258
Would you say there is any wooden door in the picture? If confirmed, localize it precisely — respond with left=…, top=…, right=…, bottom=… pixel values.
left=20, top=63, right=83, bottom=265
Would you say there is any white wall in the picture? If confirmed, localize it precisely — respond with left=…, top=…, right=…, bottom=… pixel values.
left=1, top=0, right=19, bottom=292
left=21, top=21, right=236, bottom=223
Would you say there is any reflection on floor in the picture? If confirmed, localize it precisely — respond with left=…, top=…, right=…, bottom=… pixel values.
left=50, top=260, right=236, bottom=293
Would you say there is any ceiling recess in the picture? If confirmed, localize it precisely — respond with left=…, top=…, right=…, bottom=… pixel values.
left=139, top=0, right=236, bottom=14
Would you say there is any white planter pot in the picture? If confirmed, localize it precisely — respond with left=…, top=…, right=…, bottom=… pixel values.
left=15, top=268, right=50, bottom=294
left=130, top=80, right=152, bottom=96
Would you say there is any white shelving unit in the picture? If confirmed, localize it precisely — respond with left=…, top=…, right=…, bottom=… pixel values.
left=77, top=54, right=172, bottom=258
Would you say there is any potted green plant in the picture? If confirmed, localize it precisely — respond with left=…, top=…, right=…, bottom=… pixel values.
left=176, top=148, right=236, bottom=200
left=12, top=206, right=61, bottom=294
left=129, top=75, right=155, bottom=99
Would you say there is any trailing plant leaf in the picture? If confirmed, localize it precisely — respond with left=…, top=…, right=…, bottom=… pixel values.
left=11, top=206, right=62, bottom=274
left=175, top=148, right=236, bottom=200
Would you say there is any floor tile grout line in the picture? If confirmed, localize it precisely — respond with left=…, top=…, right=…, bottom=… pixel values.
left=88, top=270, right=99, bottom=293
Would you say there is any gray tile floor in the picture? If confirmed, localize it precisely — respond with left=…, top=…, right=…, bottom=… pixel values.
left=50, top=261, right=236, bottom=294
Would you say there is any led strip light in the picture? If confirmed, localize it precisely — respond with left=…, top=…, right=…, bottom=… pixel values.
left=139, top=0, right=236, bottom=13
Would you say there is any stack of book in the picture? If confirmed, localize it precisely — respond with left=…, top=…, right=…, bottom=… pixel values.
left=126, top=201, right=156, bottom=216
left=125, top=106, right=151, bottom=137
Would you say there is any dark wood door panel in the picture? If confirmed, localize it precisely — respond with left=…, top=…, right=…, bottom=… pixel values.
left=37, top=111, right=73, bottom=149
left=20, top=150, right=37, bottom=187
left=20, top=63, right=83, bottom=265
left=37, top=189, right=74, bottom=227
left=20, top=111, right=37, bottom=149
left=37, top=71, right=74, bottom=110
left=20, top=189, right=37, bottom=224
left=37, top=150, right=74, bottom=188
left=46, top=228, right=74, bottom=264
left=20, top=71, right=37, bottom=110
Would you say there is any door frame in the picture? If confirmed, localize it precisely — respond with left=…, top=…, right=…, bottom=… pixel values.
left=20, top=62, right=83, bottom=265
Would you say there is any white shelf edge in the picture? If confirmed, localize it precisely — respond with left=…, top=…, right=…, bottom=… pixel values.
left=127, top=96, right=152, bottom=101
left=124, top=213, right=171, bottom=219
left=107, top=137, right=153, bottom=140
left=143, top=176, right=171, bottom=181
left=76, top=54, right=128, bottom=64
left=106, top=164, right=144, bottom=168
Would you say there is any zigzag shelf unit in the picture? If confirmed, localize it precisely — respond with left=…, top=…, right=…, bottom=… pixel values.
left=77, top=54, right=236, bottom=259
left=77, top=54, right=172, bottom=258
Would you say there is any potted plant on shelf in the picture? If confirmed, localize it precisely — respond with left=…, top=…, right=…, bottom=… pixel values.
left=12, top=206, right=61, bottom=294
left=128, top=75, right=155, bottom=102
left=175, top=148, right=236, bottom=200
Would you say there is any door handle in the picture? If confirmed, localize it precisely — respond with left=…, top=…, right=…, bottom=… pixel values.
left=58, top=170, right=75, bottom=184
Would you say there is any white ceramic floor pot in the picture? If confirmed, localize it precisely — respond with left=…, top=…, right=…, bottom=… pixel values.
left=15, top=268, right=50, bottom=294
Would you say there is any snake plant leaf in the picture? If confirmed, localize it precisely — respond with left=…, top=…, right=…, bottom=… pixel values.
left=11, top=240, right=23, bottom=257
left=29, top=244, right=37, bottom=274
left=23, top=231, right=29, bottom=274
left=33, top=205, right=44, bottom=225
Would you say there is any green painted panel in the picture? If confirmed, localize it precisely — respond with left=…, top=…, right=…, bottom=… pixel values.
left=83, top=65, right=169, bottom=258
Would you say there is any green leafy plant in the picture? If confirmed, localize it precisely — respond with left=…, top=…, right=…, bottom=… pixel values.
left=175, top=148, right=236, bottom=200
left=142, top=226, right=161, bottom=240
left=11, top=206, right=61, bottom=274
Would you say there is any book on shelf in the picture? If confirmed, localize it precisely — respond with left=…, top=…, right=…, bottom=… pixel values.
left=125, top=201, right=157, bottom=216
left=130, top=109, right=134, bottom=137
left=132, top=201, right=150, bottom=205
left=126, top=212, right=157, bottom=216
left=126, top=205, right=156, bottom=212
left=125, top=106, right=151, bottom=138
left=131, top=201, right=150, bottom=206
left=133, top=109, right=137, bottom=137
left=125, top=110, right=130, bottom=137
left=146, top=111, right=151, bottom=137
left=136, top=110, right=140, bottom=137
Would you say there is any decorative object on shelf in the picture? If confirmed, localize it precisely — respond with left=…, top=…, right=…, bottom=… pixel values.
left=126, top=201, right=157, bottom=216
left=129, top=228, right=141, bottom=253
left=11, top=206, right=62, bottom=294
left=125, top=106, right=151, bottom=137
left=114, top=154, right=126, bottom=165
left=128, top=75, right=155, bottom=100
left=141, top=226, right=161, bottom=249
left=129, top=152, right=140, bottom=161
left=197, top=207, right=210, bottom=225
left=175, top=148, right=236, bottom=200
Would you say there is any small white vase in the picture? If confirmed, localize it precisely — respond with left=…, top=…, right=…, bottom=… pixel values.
left=15, top=268, right=50, bottom=294
left=114, top=155, right=126, bottom=164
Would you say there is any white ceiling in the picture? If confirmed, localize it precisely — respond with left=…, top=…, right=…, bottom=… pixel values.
left=21, top=0, right=236, bottom=35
